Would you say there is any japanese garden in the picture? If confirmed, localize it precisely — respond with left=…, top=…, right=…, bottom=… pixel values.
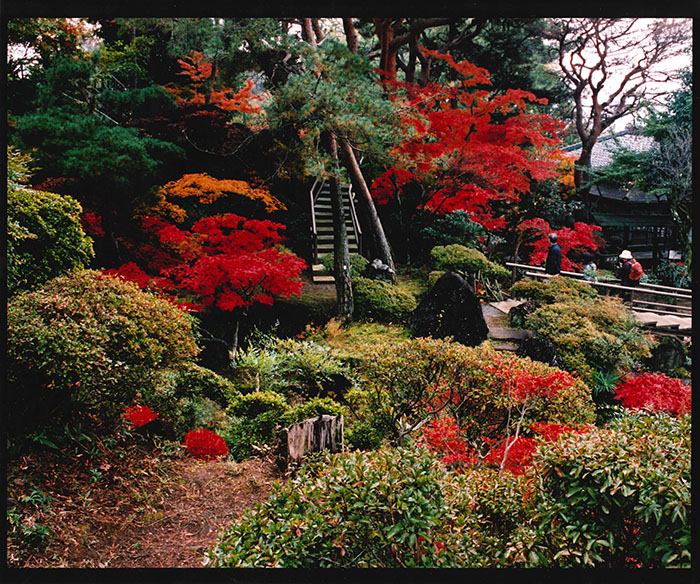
left=5, top=17, right=692, bottom=571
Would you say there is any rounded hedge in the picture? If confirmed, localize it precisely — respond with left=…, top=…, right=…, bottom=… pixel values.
left=7, top=184, right=94, bottom=295
left=430, top=244, right=510, bottom=280
left=7, top=270, right=199, bottom=434
left=352, top=276, right=417, bottom=322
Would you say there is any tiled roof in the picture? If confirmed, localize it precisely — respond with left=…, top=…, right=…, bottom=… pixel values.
left=563, top=130, right=655, bottom=168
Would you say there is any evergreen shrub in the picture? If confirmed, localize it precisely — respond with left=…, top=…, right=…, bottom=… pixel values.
left=430, top=244, right=510, bottom=280
left=6, top=270, right=199, bottom=436
left=351, top=276, right=417, bottom=322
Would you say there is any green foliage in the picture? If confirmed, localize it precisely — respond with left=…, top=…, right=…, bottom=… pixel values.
left=6, top=270, right=199, bottom=435
left=7, top=149, right=94, bottom=295
left=419, top=210, right=487, bottom=250
left=231, top=338, right=354, bottom=400
left=430, top=244, right=510, bottom=280
left=652, top=258, right=691, bottom=288
left=441, top=467, right=537, bottom=567
left=351, top=277, right=418, bottom=323
left=508, top=276, right=598, bottom=303
left=355, top=337, right=595, bottom=446
left=319, top=252, right=369, bottom=278
left=524, top=296, right=653, bottom=385
left=284, top=397, right=348, bottom=426
left=148, top=364, right=241, bottom=439
left=223, top=391, right=290, bottom=460
left=531, top=412, right=691, bottom=567
left=206, top=446, right=452, bottom=567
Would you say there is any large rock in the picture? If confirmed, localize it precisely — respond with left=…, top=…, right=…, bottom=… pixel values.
left=516, top=335, right=565, bottom=369
left=363, top=258, right=395, bottom=283
left=408, top=271, right=488, bottom=346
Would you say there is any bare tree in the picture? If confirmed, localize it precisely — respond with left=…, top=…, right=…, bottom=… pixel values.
left=545, top=18, right=691, bottom=196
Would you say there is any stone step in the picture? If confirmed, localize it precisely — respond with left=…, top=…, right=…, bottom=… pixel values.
left=312, top=274, right=335, bottom=284
left=490, top=340, right=520, bottom=352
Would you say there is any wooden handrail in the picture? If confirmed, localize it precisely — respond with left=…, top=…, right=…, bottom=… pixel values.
left=309, top=179, right=320, bottom=264
left=346, top=182, right=362, bottom=255
left=523, top=271, right=692, bottom=301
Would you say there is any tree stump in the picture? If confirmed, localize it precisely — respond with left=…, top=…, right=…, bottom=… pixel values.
left=283, top=415, right=344, bottom=467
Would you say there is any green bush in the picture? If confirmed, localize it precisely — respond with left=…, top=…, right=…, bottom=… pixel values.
left=148, top=364, right=241, bottom=439
left=531, top=412, right=691, bottom=567
left=7, top=149, right=94, bottom=295
left=319, top=252, right=369, bottom=277
left=509, top=276, right=598, bottom=303
left=205, top=446, right=453, bottom=567
left=430, top=244, right=510, bottom=280
left=223, top=391, right=290, bottom=460
left=441, top=467, right=537, bottom=567
left=652, top=258, right=691, bottom=288
left=6, top=270, right=199, bottom=436
left=284, top=397, right=348, bottom=426
left=355, top=337, right=595, bottom=446
left=420, top=210, right=487, bottom=250
left=524, top=296, right=653, bottom=385
left=351, top=276, right=417, bottom=322
left=231, top=339, right=354, bottom=400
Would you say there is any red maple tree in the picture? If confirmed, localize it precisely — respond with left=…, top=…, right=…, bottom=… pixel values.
left=371, top=49, right=566, bottom=232
left=517, top=217, right=603, bottom=271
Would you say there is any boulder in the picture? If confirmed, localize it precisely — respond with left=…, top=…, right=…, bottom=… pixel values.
left=516, top=335, right=565, bottom=369
left=362, top=258, right=395, bottom=283
left=408, top=271, right=488, bottom=346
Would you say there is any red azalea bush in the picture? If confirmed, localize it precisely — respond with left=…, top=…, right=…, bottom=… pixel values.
left=614, top=372, right=691, bottom=416
left=420, top=418, right=592, bottom=475
left=184, top=428, right=229, bottom=460
left=123, top=405, right=158, bottom=427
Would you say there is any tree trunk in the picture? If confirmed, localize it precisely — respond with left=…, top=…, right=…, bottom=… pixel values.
left=340, top=137, right=397, bottom=282
left=325, top=133, right=354, bottom=318
left=342, top=18, right=359, bottom=54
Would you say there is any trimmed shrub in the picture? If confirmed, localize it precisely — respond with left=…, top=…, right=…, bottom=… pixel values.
left=531, top=412, right=691, bottom=567
left=524, top=296, right=653, bottom=384
left=508, top=276, right=597, bottom=303
left=148, top=364, right=241, bottom=439
left=205, top=446, right=453, bottom=567
left=284, top=397, right=348, bottom=426
left=351, top=276, right=417, bottom=322
left=223, top=391, right=290, bottom=460
left=614, top=372, right=690, bottom=416
left=7, top=184, right=94, bottom=295
left=319, top=252, right=369, bottom=278
left=430, top=244, right=510, bottom=280
left=354, top=337, right=595, bottom=446
left=6, top=270, right=199, bottom=436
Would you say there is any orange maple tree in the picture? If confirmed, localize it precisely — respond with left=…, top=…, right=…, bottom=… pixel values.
left=152, top=172, right=286, bottom=222
left=164, top=51, right=261, bottom=113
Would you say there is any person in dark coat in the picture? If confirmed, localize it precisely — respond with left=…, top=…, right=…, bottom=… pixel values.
left=544, top=233, right=562, bottom=275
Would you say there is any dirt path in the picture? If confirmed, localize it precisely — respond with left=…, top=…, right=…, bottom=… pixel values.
left=7, top=447, right=281, bottom=568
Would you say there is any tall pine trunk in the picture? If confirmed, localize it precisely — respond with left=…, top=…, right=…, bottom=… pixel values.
left=325, top=133, right=353, bottom=318
left=340, top=138, right=396, bottom=283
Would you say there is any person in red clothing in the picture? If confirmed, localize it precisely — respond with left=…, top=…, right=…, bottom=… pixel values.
left=618, top=249, right=643, bottom=300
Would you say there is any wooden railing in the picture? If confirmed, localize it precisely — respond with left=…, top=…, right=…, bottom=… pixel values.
left=506, top=262, right=692, bottom=318
left=309, top=178, right=362, bottom=265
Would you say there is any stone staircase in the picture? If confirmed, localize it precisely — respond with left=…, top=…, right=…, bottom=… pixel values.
left=482, top=300, right=533, bottom=351
left=311, top=180, right=360, bottom=284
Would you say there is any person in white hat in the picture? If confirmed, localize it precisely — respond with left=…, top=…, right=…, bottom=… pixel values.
left=618, top=249, right=643, bottom=299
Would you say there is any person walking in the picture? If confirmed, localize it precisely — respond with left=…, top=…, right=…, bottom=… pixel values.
left=545, top=233, right=562, bottom=275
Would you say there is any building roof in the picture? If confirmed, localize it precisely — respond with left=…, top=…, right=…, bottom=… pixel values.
left=591, top=183, right=666, bottom=203
left=591, top=213, right=674, bottom=227
left=563, top=130, right=655, bottom=168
